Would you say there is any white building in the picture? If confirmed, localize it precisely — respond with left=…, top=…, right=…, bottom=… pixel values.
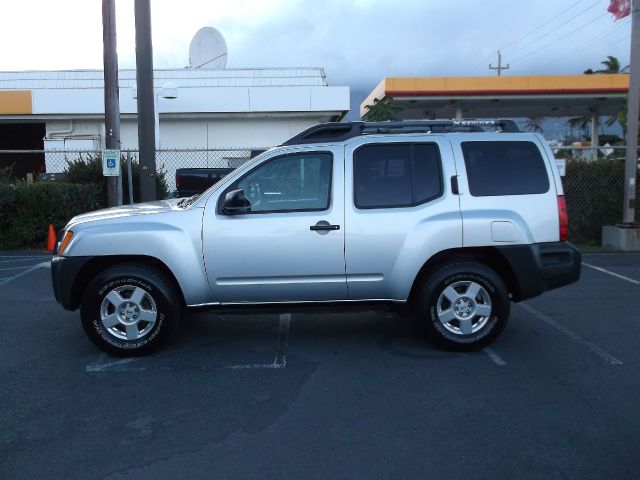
left=0, top=67, right=349, bottom=180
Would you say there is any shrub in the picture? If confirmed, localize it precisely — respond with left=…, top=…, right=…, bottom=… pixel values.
left=563, top=159, right=627, bottom=245
left=0, top=163, right=15, bottom=183
left=0, top=154, right=170, bottom=250
left=0, top=182, right=102, bottom=249
left=0, top=182, right=17, bottom=213
left=64, top=154, right=168, bottom=203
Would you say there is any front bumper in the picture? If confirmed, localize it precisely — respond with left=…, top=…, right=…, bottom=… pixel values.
left=51, top=255, right=92, bottom=311
left=497, top=242, right=582, bottom=301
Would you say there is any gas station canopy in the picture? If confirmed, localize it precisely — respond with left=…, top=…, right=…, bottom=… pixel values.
left=361, top=74, right=628, bottom=120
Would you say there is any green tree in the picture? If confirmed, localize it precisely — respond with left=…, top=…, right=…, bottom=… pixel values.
left=361, top=97, right=404, bottom=121
left=571, top=56, right=628, bottom=141
left=524, top=117, right=544, bottom=133
left=583, top=55, right=627, bottom=74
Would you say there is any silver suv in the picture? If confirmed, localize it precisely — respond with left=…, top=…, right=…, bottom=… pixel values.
left=51, top=120, right=581, bottom=356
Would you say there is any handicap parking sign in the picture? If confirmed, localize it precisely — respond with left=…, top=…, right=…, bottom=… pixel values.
left=102, top=149, right=121, bottom=176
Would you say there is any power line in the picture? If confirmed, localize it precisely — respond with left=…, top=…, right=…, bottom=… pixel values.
left=464, top=0, right=587, bottom=74
left=559, top=16, right=630, bottom=59
left=510, top=11, right=609, bottom=64
left=608, top=32, right=632, bottom=49
left=500, top=0, right=585, bottom=52
left=505, top=0, right=602, bottom=57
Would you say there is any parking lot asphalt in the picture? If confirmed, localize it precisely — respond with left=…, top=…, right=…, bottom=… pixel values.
left=1, top=251, right=639, bottom=480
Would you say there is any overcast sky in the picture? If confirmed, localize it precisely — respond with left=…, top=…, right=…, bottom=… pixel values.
left=0, top=0, right=631, bottom=98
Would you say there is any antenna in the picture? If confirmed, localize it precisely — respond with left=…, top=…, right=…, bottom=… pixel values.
left=189, top=27, right=228, bottom=69
left=489, top=50, right=510, bottom=76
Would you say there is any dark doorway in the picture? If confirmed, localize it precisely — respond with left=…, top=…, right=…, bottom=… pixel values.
left=0, top=123, right=46, bottom=179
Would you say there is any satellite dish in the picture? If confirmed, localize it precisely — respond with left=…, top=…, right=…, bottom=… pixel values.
left=189, top=27, right=228, bottom=69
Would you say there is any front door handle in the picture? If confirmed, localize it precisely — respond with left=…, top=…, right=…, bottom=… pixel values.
left=310, top=221, right=340, bottom=231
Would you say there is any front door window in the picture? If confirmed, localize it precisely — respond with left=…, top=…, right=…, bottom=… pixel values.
left=233, top=152, right=332, bottom=213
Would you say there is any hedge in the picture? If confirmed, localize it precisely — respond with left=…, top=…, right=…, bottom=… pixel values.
left=0, top=182, right=103, bottom=249
left=0, top=156, right=170, bottom=250
left=64, top=154, right=169, bottom=203
left=563, top=159, right=629, bottom=245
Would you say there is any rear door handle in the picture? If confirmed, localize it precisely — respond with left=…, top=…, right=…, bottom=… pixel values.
left=451, top=175, right=459, bottom=195
left=310, top=221, right=340, bottom=231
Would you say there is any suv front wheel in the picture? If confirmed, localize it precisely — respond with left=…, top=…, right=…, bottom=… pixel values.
left=80, top=264, right=181, bottom=356
left=414, top=261, right=510, bottom=350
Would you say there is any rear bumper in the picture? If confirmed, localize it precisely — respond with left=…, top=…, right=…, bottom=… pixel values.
left=497, top=242, right=581, bottom=301
left=51, top=255, right=92, bottom=311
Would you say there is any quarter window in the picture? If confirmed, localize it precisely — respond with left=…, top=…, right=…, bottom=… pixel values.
left=353, top=143, right=443, bottom=209
left=461, top=141, right=550, bottom=196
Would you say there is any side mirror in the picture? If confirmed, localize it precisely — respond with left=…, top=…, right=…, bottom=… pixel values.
left=222, top=189, right=251, bottom=215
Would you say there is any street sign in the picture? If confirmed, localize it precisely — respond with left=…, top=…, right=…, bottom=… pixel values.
left=102, top=149, right=121, bottom=176
left=555, top=159, right=566, bottom=177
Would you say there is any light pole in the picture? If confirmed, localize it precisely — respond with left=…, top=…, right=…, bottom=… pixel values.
left=154, top=81, right=178, bottom=150
left=132, top=81, right=179, bottom=150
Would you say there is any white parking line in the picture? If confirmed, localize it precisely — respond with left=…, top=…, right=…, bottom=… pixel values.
left=225, top=363, right=285, bottom=370
left=483, top=347, right=507, bottom=366
left=0, top=265, right=44, bottom=271
left=84, top=313, right=293, bottom=372
left=582, top=262, right=640, bottom=286
left=0, top=262, right=49, bottom=286
left=519, top=303, right=623, bottom=366
left=226, top=313, right=291, bottom=370
left=86, top=355, right=140, bottom=372
left=0, top=256, right=50, bottom=264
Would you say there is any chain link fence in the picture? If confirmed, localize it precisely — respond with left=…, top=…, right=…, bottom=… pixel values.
left=0, top=147, right=268, bottom=193
left=0, top=145, right=637, bottom=245
left=553, top=146, right=637, bottom=245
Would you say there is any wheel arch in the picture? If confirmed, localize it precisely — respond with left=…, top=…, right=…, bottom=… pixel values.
left=69, top=255, right=186, bottom=310
left=408, top=247, right=521, bottom=304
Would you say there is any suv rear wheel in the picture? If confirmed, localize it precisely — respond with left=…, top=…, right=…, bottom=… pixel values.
left=80, top=264, right=181, bottom=356
left=414, top=261, right=510, bottom=350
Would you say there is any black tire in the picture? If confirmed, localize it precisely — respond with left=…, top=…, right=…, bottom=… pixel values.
left=80, top=264, right=181, bottom=356
left=414, top=261, right=510, bottom=351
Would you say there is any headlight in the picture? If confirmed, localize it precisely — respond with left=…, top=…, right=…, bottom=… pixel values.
left=58, top=230, right=74, bottom=255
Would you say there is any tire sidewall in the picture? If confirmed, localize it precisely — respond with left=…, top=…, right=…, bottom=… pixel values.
left=81, top=267, right=178, bottom=356
left=418, top=263, right=510, bottom=350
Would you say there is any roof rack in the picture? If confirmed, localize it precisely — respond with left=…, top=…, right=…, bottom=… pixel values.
left=282, top=119, right=520, bottom=146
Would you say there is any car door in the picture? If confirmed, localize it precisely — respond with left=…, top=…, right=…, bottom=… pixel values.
left=344, top=136, right=462, bottom=300
left=202, top=146, right=347, bottom=303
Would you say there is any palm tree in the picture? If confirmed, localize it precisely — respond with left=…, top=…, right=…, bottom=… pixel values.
left=524, top=117, right=544, bottom=133
left=362, top=97, right=404, bottom=121
left=584, top=55, right=625, bottom=74
left=572, top=56, right=628, bottom=139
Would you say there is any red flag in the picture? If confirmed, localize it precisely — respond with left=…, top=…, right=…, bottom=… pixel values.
left=608, top=0, right=631, bottom=20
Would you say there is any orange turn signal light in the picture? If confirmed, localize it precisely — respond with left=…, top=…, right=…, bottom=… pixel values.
left=58, top=231, right=73, bottom=255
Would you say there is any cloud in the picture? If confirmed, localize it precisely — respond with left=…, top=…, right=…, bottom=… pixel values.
left=0, top=0, right=631, bottom=98
left=215, top=0, right=631, bottom=92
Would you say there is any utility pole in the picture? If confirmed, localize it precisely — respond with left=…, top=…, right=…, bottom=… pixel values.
left=134, top=0, right=157, bottom=202
left=623, top=0, right=639, bottom=223
left=489, top=50, right=510, bottom=77
left=101, top=0, right=121, bottom=207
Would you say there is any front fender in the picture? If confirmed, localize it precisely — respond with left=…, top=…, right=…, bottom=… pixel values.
left=63, top=208, right=213, bottom=305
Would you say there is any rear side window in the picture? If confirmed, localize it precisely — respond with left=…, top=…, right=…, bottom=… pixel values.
left=461, top=141, right=549, bottom=196
left=354, top=143, right=442, bottom=209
